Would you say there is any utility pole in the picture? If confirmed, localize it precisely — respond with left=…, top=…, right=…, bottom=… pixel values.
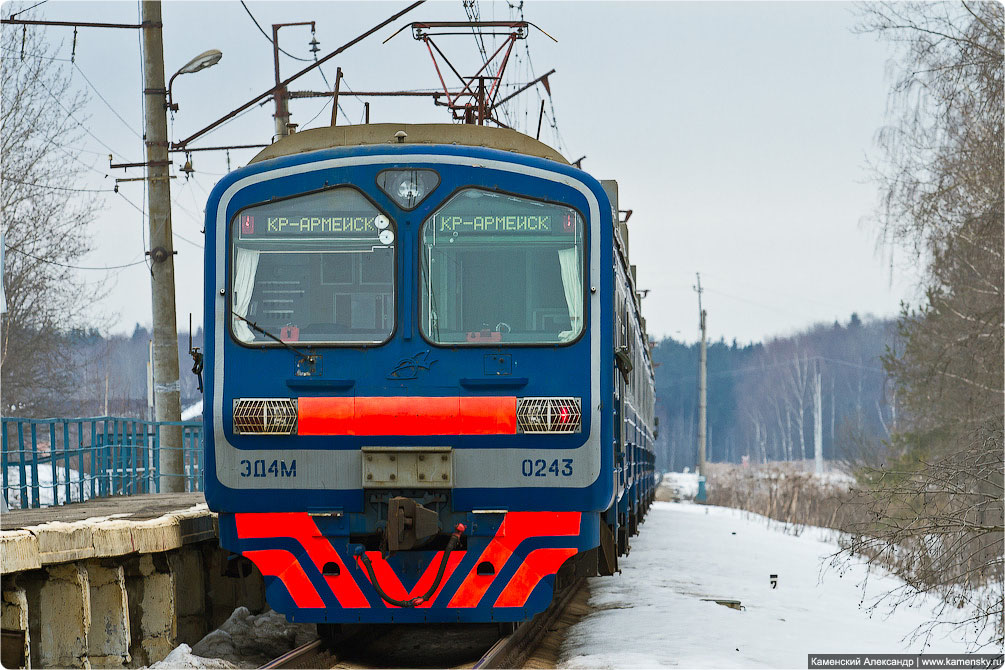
left=814, top=363, right=823, bottom=475
left=695, top=273, right=707, bottom=501
left=141, top=0, right=184, bottom=492
left=271, top=21, right=315, bottom=139
left=272, top=24, right=290, bottom=139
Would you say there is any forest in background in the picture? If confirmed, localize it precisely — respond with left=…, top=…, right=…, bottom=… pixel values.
left=652, top=313, right=894, bottom=472
left=1, top=325, right=205, bottom=419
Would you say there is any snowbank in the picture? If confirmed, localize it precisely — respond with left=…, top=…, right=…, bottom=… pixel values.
left=149, top=644, right=236, bottom=669
left=150, top=607, right=316, bottom=668
left=181, top=401, right=203, bottom=422
left=660, top=471, right=700, bottom=500
left=559, top=502, right=996, bottom=669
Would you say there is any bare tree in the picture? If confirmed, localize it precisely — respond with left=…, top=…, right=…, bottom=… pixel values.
left=1, top=19, right=101, bottom=416
left=844, top=0, right=1004, bottom=648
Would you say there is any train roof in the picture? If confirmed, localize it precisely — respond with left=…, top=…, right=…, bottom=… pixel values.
left=249, top=123, right=569, bottom=165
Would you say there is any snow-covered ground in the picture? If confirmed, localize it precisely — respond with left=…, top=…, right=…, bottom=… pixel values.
left=661, top=471, right=701, bottom=500
left=558, top=501, right=998, bottom=669
left=4, top=465, right=90, bottom=507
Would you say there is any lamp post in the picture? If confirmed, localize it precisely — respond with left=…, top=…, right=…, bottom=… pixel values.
left=140, top=0, right=220, bottom=492
left=168, top=49, right=222, bottom=111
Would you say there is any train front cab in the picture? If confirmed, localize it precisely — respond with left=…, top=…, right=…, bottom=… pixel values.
left=201, top=125, right=654, bottom=625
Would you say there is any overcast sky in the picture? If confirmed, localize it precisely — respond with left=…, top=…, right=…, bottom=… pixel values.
left=7, top=1, right=919, bottom=344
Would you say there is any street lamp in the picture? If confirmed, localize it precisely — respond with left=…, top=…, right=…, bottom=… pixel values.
left=167, top=49, right=222, bottom=111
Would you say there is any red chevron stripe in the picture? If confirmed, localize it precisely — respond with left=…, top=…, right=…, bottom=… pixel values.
left=235, top=513, right=370, bottom=608
left=242, top=549, right=324, bottom=609
left=493, top=547, right=576, bottom=607
left=448, top=512, right=581, bottom=608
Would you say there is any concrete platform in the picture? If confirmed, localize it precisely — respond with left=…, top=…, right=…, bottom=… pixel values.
left=1, top=493, right=214, bottom=572
left=1, top=492, right=208, bottom=531
left=1, top=493, right=265, bottom=668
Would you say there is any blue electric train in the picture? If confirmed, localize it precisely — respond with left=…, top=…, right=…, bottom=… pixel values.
left=202, top=123, right=656, bottom=628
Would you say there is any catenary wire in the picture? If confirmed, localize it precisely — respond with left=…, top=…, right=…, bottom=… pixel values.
left=239, top=1, right=314, bottom=62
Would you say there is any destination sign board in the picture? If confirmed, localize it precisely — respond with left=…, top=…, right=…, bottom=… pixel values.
left=433, top=211, right=577, bottom=236
left=237, top=213, right=384, bottom=239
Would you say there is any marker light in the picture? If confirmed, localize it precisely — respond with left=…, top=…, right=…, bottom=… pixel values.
left=377, top=169, right=440, bottom=210
left=233, top=398, right=298, bottom=435
left=516, top=397, right=582, bottom=434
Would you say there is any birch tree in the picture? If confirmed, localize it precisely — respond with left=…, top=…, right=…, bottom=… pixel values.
left=1, top=20, right=100, bottom=416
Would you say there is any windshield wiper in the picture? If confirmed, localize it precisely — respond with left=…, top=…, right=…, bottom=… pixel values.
left=233, top=313, right=313, bottom=360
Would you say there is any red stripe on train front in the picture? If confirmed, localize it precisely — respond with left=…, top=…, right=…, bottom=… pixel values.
left=494, top=547, right=577, bottom=607
left=241, top=549, right=325, bottom=609
left=297, top=396, right=517, bottom=436
left=449, top=512, right=581, bottom=607
left=235, top=513, right=370, bottom=608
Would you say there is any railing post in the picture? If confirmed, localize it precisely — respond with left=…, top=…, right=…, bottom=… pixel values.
left=49, top=422, right=58, bottom=505
left=1, top=419, right=9, bottom=509
left=89, top=420, right=97, bottom=499
left=16, top=421, right=27, bottom=509
left=77, top=420, right=86, bottom=502
left=102, top=418, right=111, bottom=497
left=153, top=423, right=161, bottom=494
left=29, top=423, right=40, bottom=508
left=62, top=421, right=72, bottom=503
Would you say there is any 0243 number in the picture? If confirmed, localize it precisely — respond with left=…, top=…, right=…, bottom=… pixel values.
left=521, top=458, right=573, bottom=477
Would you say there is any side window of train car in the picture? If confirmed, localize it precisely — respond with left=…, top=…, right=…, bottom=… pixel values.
left=419, top=189, right=585, bottom=345
left=230, top=187, right=396, bottom=346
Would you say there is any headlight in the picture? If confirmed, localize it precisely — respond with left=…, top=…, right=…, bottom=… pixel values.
left=376, top=169, right=440, bottom=210
left=516, top=397, right=582, bottom=434
left=232, top=398, right=298, bottom=435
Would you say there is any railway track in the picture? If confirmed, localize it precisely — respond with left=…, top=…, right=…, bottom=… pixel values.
left=260, top=578, right=585, bottom=669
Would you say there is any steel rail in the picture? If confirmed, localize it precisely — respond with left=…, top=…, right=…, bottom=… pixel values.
left=474, top=577, right=584, bottom=669
left=258, top=638, right=323, bottom=669
left=260, top=577, right=583, bottom=669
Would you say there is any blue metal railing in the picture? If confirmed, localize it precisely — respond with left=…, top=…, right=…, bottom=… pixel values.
left=1, top=416, right=203, bottom=509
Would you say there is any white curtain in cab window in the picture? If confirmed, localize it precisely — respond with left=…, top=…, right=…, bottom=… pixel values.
left=232, top=247, right=261, bottom=342
left=557, top=246, right=582, bottom=342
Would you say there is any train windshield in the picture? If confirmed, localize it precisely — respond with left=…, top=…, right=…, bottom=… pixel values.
left=230, top=187, right=395, bottom=345
left=419, top=189, right=585, bottom=345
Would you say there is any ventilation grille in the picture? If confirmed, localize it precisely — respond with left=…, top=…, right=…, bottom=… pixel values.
left=233, top=398, right=298, bottom=435
left=516, top=397, right=582, bottom=434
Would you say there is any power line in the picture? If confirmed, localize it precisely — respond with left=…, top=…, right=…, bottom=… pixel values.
left=8, top=0, right=48, bottom=20
left=40, top=82, right=134, bottom=162
left=239, top=1, right=314, bottom=62
left=659, top=354, right=886, bottom=386
left=72, top=62, right=142, bottom=138
left=2, top=176, right=112, bottom=193
left=5, top=244, right=147, bottom=271
left=116, top=190, right=204, bottom=249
